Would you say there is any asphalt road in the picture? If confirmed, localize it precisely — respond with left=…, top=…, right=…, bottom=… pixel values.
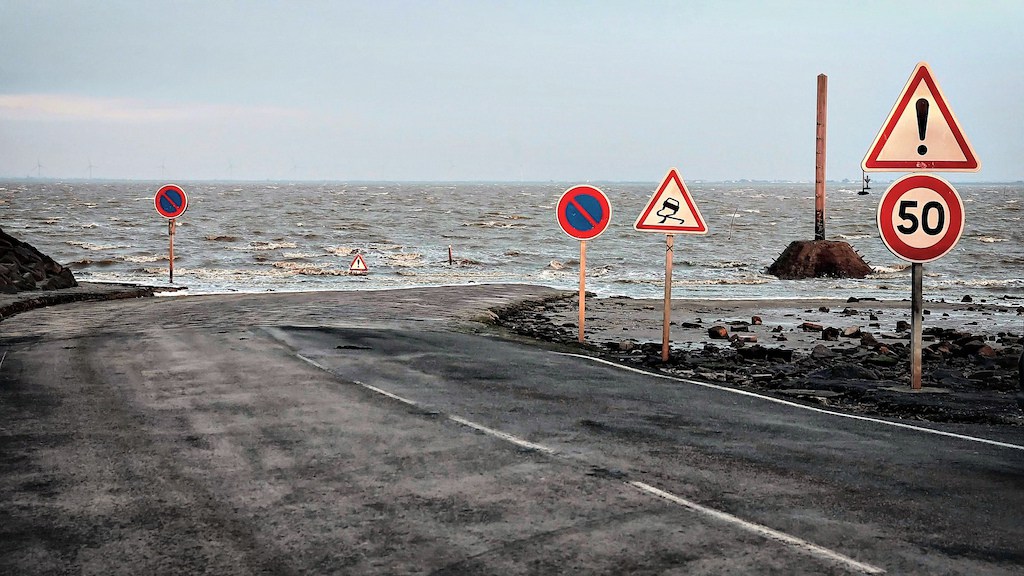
left=2, top=287, right=1023, bottom=575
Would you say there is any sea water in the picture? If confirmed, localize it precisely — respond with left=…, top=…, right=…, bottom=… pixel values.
left=1, top=180, right=1021, bottom=304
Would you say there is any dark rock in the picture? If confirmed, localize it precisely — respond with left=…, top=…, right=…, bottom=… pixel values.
left=0, top=227, right=77, bottom=292
left=801, top=322, right=823, bottom=332
left=808, top=363, right=881, bottom=381
left=708, top=326, right=729, bottom=339
left=961, top=295, right=973, bottom=303
left=860, top=332, right=879, bottom=347
left=896, top=320, right=910, bottom=332
left=771, top=325, right=784, bottom=333
left=737, top=345, right=769, bottom=360
left=680, top=322, right=702, bottom=329
left=842, top=326, right=862, bottom=338
left=867, top=354, right=900, bottom=367
left=810, top=344, right=835, bottom=359
left=841, top=307, right=858, bottom=316
left=767, top=239, right=873, bottom=279
left=821, top=327, right=841, bottom=341
left=751, top=315, right=762, bottom=325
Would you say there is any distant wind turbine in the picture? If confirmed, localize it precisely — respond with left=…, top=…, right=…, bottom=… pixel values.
left=87, top=158, right=97, bottom=180
left=35, top=158, right=44, bottom=178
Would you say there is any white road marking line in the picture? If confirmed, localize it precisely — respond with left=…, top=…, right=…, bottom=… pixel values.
left=630, top=480, right=886, bottom=575
left=559, top=352, right=1024, bottom=452
left=448, top=415, right=556, bottom=454
left=296, top=349, right=880, bottom=572
left=296, top=353, right=420, bottom=407
left=354, top=381, right=419, bottom=407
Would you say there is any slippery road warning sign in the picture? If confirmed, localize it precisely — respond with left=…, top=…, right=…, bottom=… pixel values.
left=634, top=168, right=707, bottom=234
left=862, top=62, right=979, bottom=172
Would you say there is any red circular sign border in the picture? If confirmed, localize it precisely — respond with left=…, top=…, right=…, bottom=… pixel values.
left=876, top=173, right=964, bottom=263
left=556, top=185, right=612, bottom=241
left=154, top=184, right=188, bottom=219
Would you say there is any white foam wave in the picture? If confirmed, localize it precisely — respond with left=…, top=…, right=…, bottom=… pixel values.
left=382, top=253, right=423, bottom=267
left=838, top=234, right=871, bottom=240
left=976, top=236, right=1008, bottom=243
left=66, top=240, right=132, bottom=250
left=122, top=255, right=162, bottom=263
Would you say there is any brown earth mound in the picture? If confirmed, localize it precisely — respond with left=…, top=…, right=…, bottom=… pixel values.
left=768, top=239, right=872, bottom=279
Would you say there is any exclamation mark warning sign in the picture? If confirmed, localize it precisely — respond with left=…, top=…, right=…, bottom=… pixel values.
left=862, top=62, right=979, bottom=172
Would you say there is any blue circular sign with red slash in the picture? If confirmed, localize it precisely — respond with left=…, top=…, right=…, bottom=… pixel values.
left=154, top=184, right=188, bottom=219
left=556, top=185, right=612, bottom=240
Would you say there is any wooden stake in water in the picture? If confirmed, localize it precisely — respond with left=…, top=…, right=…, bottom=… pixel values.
left=448, top=244, right=453, bottom=265
left=911, top=262, right=923, bottom=390
left=168, top=218, right=176, bottom=284
left=578, top=240, right=587, bottom=343
left=815, top=73, right=828, bottom=241
left=662, top=235, right=674, bottom=362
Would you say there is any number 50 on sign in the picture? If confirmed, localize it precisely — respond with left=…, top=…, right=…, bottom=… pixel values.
left=876, top=173, right=965, bottom=263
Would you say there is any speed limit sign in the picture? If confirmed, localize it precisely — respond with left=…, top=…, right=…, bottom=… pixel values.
left=876, top=173, right=965, bottom=263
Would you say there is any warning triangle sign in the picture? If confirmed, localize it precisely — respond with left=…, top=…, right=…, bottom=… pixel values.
left=634, top=168, right=708, bottom=234
left=862, top=62, right=979, bottom=172
left=349, top=253, right=368, bottom=274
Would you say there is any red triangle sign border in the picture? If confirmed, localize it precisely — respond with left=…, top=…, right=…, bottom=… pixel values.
left=634, top=168, right=708, bottom=234
left=862, top=62, right=980, bottom=172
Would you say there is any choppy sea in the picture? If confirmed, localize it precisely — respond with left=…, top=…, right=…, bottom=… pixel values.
left=1, top=180, right=1021, bottom=304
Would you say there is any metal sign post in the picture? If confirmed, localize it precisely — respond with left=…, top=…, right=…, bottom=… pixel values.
left=911, top=262, right=924, bottom=389
left=168, top=218, right=176, bottom=284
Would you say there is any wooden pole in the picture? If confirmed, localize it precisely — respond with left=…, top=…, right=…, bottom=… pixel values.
left=578, top=240, right=587, bottom=343
left=815, top=73, right=827, bottom=241
left=168, top=218, right=175, bottom=284
left=911, top=262, right=923, bottom=390
left=662, top=235, right=674, bottom=362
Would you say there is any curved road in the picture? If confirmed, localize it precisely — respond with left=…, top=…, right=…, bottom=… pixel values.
left=1, top=286, right=1022, bottom=575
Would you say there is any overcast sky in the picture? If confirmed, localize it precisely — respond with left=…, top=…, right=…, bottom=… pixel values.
left=1, top=1, right=1021, bottom=182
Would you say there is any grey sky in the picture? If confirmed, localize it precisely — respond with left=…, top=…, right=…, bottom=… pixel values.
left=1, top=1, right=1021, bottom=182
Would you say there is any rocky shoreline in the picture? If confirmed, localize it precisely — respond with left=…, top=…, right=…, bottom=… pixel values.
left=490, top=293, right=1024, bottom=427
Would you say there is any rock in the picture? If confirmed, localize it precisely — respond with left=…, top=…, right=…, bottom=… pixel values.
left=960, top=339, right=989, bottom=356
left=961, top=295, right=973, bottom=303
left=841, top=307, right=858, bottom=316
left=0, top=228, right=78, bottom=292
left=680, top=322, right=702, bottom=329
left=766, top=239, right=873, bottom=279
left=801, top=322, right=823, bottom=332
left=751, top=315, right=762, bottom=325
left=869, top=313, right=879, bottom=321
left=821, top=327, right=841, bottom=341
left=766, top=348, right=793, bottom=362
left=810, top=344, right=835, bottom=359
left=708, top=326, right=729, bottom=339
left=617, top=340, right=636, bottom=352
left=737, top=345, right=768, bottom=360
left=735, top=334, right=757, bottom=343
left=896, top=320, right=910, bottom=332
left=818, top=306, right=830, bottom=313
left=974, top=345, right=997, bottom=358
left=867, top=354, right=900, bottom=367
left=731, top=325, right=750, bottom=332
left=842, top=326, right=862, bottom=338
left=809, top=363, right=880, bottom=380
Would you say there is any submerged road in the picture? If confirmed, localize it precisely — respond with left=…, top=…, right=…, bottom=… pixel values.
left=1, top=286, right=1023, bottom=575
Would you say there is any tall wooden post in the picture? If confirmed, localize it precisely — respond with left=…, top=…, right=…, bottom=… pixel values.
left=911, top=263, right=923, bottom=390
left=168, top=218, right=176, bottom=284
left=578, top=240, right=587, bottom=343
left=662, top=235, right=674, bottom=362
left=815, top=74, right=827, bottom=240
